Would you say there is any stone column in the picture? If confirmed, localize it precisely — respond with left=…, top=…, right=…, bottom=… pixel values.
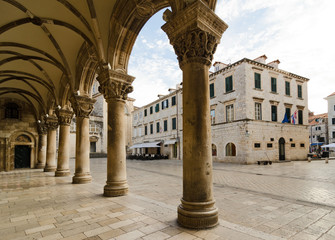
left=162, top=1, right=227, bottom=229
left=55, top=109, right=73, bottom=176
left=71, top=95, right=96, bottom=184
left=36, top=123, right=47, bottom=169
left=44, top=116, right=59, bottom=172
left=98, top=68, right=134, bottom=197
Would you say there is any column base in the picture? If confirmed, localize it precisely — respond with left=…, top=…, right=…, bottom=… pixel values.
left=103, top=181, right=128, bottom=197
left=44, top=166, right=56, bottom=172
left=55, top=169, right=71, bottom=177
left=177, top=198, right=219, bottom=229
left=72, top=173, right=92, bottom=184
left=36, top=163, right=45, bottom=169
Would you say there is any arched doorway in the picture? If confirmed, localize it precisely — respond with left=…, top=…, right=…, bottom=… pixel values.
left=279, top=137, right=285, bottom=160
left=14, top=145, right=31, bottom=168
left=226, top=142, right=236, bottom=156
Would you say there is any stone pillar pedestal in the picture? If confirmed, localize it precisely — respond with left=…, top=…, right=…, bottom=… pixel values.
left=162, top=1, right=227, bottom=229
left=71, top=96, right=96, bottom=184
left=36, top=123, right=47, bottom=169
left=44, top=116, right=58, bottom=172
left=98, top=69, right=134, bottom=197
left=55, top=109, right=73, bottom=177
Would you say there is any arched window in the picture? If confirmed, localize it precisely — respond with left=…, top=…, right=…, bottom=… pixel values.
left=212, top=144, right=217, bottom=156
left=5, top=103, right=19, bottom=119
left=226, top=142, right=236, bottom=156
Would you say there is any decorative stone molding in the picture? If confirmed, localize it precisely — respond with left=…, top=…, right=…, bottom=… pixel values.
left=162, top=0, right=227, bottom=68
left=97, top=68, right=135, bottom=102
left=71, top=95, right=96, bottom=118
left=56, top=109, right=73, bottom=126
left=135, top=0, right=155, bottom=18
left=45, top=116, right=59, bottom=130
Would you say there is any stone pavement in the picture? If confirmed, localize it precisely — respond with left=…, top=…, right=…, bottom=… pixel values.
left=1, top=159, right=335, bottom=239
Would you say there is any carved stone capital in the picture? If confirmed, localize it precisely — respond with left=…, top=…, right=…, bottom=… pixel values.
left=56, top=109, right=74, bottom=126
left=97, top=68, right=134, bottom=102
left=162, top=0, right=228, bottom=68
left=37, top=122, right=48, bottom=135
left=45, top=116, right=59, bottom=131
left=71, top=95, right=96, bottom=118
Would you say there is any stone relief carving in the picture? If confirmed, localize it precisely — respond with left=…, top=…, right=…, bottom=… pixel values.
left=37, top=122, right=48, bottom=135
left=45, top=116, right=59, bottom=130
left=15, top=135, right=31, bottom=143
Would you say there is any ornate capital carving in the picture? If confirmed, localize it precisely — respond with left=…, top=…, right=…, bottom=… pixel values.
left=70, top=95, right=96, bottom=118
left=45, top=116, right=59, bottom=131
left=37, top=122, right=48, bottom=135
left=162, top=0, right=228, bottom=68
left=97, top=68, right=134, bottom=102
left=56, top=109, right=74, bottom=126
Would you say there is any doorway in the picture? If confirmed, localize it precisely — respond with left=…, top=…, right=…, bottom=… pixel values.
left=14, top=145, right=31, bottom=168
left=279, top=138, right=285, bottom=161
left=90, top=142, right=96, bottom=153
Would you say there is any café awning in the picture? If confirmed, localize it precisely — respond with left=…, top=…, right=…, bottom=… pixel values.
left=129, top=141, right=161, bottom=149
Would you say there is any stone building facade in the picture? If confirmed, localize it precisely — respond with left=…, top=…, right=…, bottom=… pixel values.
left=325, top=92, right=335, bottom=144
left=131, top=55, right=310, bottom=164
left=308, top=112, right=328, bottom=152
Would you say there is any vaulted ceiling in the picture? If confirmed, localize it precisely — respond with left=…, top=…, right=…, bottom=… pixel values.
left=0, top=0, right=217, bottom=120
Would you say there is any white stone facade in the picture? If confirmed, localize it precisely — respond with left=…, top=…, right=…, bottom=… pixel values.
left=325, top=93, right=335, bottom=144
left=131, top=56, right=310, bottom=164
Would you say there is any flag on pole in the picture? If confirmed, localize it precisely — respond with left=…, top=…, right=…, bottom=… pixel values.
left=291, top=110, right=297, bottom=124
left=282, top=112, right=289, bottom=123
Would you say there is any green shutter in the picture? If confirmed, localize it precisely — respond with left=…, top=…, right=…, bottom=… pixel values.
left=255, top=73, right=261, bottom=89
left=271, top=78, right=277, bottom=92
left=226, top=76, right=232, bottom=92
left=210, top=83, right=214, bottom=98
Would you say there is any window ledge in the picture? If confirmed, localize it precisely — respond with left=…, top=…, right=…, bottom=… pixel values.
left=270, top=91, right=278, bottom=95
left=285, top=95, right=292, bottom=98
left=224, top=90, right=235, bottom=94
left=253, top=88, right=263, bottom=91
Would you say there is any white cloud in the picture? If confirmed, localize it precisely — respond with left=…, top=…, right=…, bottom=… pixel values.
left=215, top=0, right=335, bottom=114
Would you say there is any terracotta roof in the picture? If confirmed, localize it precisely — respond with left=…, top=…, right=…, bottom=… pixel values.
left=327, top=92, right=335, bottom=97
left=308, top=113, right=328, bottom=125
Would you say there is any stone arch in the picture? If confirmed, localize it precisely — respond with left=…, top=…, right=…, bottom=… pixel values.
left=9, top=131, right=37, bottom=170
left=225, top=142, right=236, bottom=156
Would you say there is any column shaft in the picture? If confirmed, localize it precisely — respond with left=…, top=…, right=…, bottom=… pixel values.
left=36, top=134, right=47, bottom=169
left=73, top=116, right=91, bottom=183
left=55, top=124, right=71, bottom=176
left=104, top=99, right=128, bottom=196
left=45, top=128, right=57, bottom=172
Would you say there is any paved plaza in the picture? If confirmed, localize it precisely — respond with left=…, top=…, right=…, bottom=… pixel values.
left=1, top=159, right=335, bottom=240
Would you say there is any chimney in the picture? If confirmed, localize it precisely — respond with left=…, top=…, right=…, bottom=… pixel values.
left=253, top=55, right=267, bottom=64
left=157, top=94, right=165, bottom=99
left=268, top=60, right=280, bottom=68
left=168, top=88, right=176, bottom=94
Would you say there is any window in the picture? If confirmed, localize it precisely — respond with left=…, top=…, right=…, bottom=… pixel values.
left=285, top=108, right=291, bottom=123
left=332, top=118, right=335, bottom=125
left=156, top=122, right=160, bottom=133
left=271, top=77, right=277, bottom=93
left=254, top=73, right=261, bottom=89
left=225, top=76, right=233, bottom=92
left=133, top=114, right=137, bottom=121
left=212, top=144, right=217, bottom=156
left=300, top=143, right=305, bottom=147
left=254, top=143, right=261, bottom=148
left=297, top=85, right=302, bottom=98
left=226, top=104, right=234, bottom=122
left=291, top=143, right=296, bottom=147
left=162, top=100, right=168, bottom=110
left=150, top=106, right=153, bottom=114
left=164, top=120, right=168, bottom=132
left=285, top=81, right=290, bottom=96
left=210, top=109, right=215, bottom=124
left=226, top=142, right=236, bottom=156
left=144, top=109, right=147, bottom=117
left=298, top=110, right=303, bottom=125
left=172, top=96, right=176, bottom=106
left=155, top=103, right=159, bottom=112
left=172, top=117, right=177, bottom=130
left=271, top=105, right=277, bottom=122
left=145, top=126, right=147, bottom=135
left=150, top=123, right=153, bottom=134
left=255, top=103, right=262, bottom=120
left=267, top=143, right=273, bottom=148
left=5, top=103, right=19, bottom=119
left=333, top=131, right=335, bottom=139
left=133, top=128, right=137, bottom=137
left=210, top=83, right=215, bottom=98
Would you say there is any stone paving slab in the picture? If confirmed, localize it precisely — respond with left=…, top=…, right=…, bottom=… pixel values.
left=0, top=159, right=335, bottom=239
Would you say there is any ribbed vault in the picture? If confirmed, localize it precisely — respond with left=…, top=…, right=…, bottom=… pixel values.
left=0, top=0, right=217, bottom=120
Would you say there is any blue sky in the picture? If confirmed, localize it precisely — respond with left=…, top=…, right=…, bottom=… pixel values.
left=128, top=0, right=335, bottom=114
